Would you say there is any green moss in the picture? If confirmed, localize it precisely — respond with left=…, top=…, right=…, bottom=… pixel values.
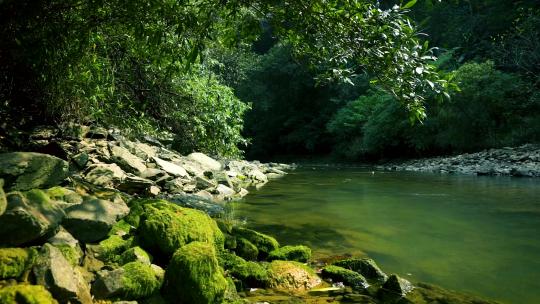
left=268, top=245, right=312, bottom=263
left=236, top=238, right=259, bottom=261
left=164, top=241, right=228, bottom=304
left=0, top=248, right=37, bottom=279
left=108, top=219, right=133, bottom=236
left=124, top=198, right=169, bottom=228
left=224, top=233, right=237, bottom=250
left=0, top=178, right=6, bottom=215
left=333, top=258, right=387, bottom=282
left=45, top=186, right=82, bottom=205
left=0, top=284, right=58, bottom=304
left=267, top=260, right=321, bottom=292
left=219, top=251, right=269, bottom=287
left=232, top=227, right=279, bottom=257
left=119, top=246, right=152, bottom=265
left=52, top=244, right=80, bottom=267
left=138, top=201, right=224, bottom=256
left=121, top=261, right=162, bottom=299
left=95, top=235, right=133, bottom=263
left=321, top=265, right=368, bottom=290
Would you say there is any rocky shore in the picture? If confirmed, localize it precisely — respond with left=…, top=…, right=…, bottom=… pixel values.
left=378, top=144, right=540, bottom=177
left=0, top=124, right=501, bottom=303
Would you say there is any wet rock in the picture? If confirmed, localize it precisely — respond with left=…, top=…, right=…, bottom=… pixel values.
left=268, top=245, right=312, bottom=263
left=0, top=190, right=65, bottom=246
left=0, top=152, right=70, bottom=191
left=333, top=258, right=388, bottom=283
left=187, top=152, right=222, bottom=171
left=62, top=196, right=129, bottom=243
left=152, top=157, right=188, bottom=177
left=219, top=252, right=269, bottom=288
left=232, top=227, right=279, bottom=258
left=84, top=163, right=126, bottom=187
left=380, top=274, right=414, bottom=297
left=321, top=265, right=369, bottom=290
left=92, top=261, right=162, bottom=300
left=110, top=145, right=147, bottom=175
left=165, top=193, right=225, bottom=217
left=267, top=260, right=321, bottom=292
left=164, top=242, right=228, bottom=304
left=33, top=243, right=92, bottom=304
left=0, top=284, right=58, bottom=304
left=0, top=247, right=38, bottom=280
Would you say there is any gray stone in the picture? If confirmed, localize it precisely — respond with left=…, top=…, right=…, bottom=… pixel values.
left=381, top=274, right=414, bottom=297
left=121, top=141, right=157, bottom=161
left=110, top=145, right=147, bottom=175
left=187, top=152, right=222, bottom=171
left=117, top=174, right=154, bottom=194
left=0, top=190, right=65, bottom=246
left=141, top=168, right=168, bottom=181
left=72, top=152, right=89, bottom=168
left=216, top=184, right=235, bottom=198
left=84, top=163, right=126, bottom=187
left=92, top=268, right=125, bottom=299
left=33, top=243, right=92, bottom=304
left=152, top=157, right=188, bottom=177
left=195, top=176, right=217, bottom=190
left=62, top=196, right=129, bottom=243
left=0, top=152, right=70, bottom=191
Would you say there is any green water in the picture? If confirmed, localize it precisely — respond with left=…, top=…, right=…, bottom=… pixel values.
left=233, top=166, right=540, bottom=303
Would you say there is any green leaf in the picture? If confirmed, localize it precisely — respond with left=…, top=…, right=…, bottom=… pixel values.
left=403, top=0, right=418, bottom=9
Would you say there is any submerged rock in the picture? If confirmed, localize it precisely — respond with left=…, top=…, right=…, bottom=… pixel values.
left=268, top=245, right=312, bottom=263
left=0, top=284, right=59, bottom=304
left=164, top=193, right=225, bottom=217
left=267, top=260, right=321, bottom=292
left=0, top=152, right=70, bottom=191
left=0, top=190, right=65, bottom=246
left=232, top=227, right=279, bottom=258
left=380, top=274, right=414, bottom=297
left=321, top=265, right=369, bottom=290
left=333, top=258, right=388, bottom=283
left=164, top=241, right=228, bottom=304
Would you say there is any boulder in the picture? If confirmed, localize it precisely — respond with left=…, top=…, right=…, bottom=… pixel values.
left=164, top=242, right=228, bottom=304
left=321, top=265, right=369, bottom=290
left=246, top=167, right=268, bottom=183
left=232, top=227, right=279, bottom=258
left=84, top=163, right=126, bottom=187
left=33, top=244, right=92, bottom=304
left=47, top=228, right=83, bottom=266
left=121, top=141, right=157, bottom=161
left=0, top=190, right=65, bottom=246
left=267, top=260, right=321, bottom=291
left=219, top=252, right=269, bottom=288
left=187, top=152, right=222, bottom=171
left=195, top=175, right=217, bottom=190
left=62, top=196, right=129, bottom=243
left=138, top=201, right=224, bottom=256
left=0, top=247, right=38, bottom=280
left=152, top=157, right=188, bottom=177
left=333, top=258, right=388, bottom=283
left=91, top=234, right=134, bottom=264
left=216, top=184, right=235, bottom=198
left=140, top=168, right=168, bottom=181
left=235, top=238, right=259, bottom=261
left=119, top=246, right=152, bottom=265
left=0, top=152, right=70, bottom=191
left=110, top=145, right=147, bottom=175
left=268, top=245, right=312, bottom=263
left=91, top=261, right=162, bottom=300
left=71, top=152, right=89, bottom=168
left=381, top=274, right=414, bottom=297
left=0, top=284, right=59, bottom=304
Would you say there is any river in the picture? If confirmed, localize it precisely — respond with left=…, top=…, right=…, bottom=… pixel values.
left=233, top=166, right=540, bottom=303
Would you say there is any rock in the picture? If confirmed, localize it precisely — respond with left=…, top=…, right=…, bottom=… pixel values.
left=267, top=260, right=321, bottom=291
left=33, top=243, right=92, bottom=304
left=45, top=186, right=83, bottom=205
left=62, top=196, right=129, bottom=243
left=121, top=141, right=157, bottom=161
left=119, top=246, right=152, bottom=265
left=164, top=242, right=228, bottom=304
left=268, top=245, right=312, bottom=263
left=219, top=252, right=269, bottom=288
left=246, top=167, right=268, bottom=183
left=110, top=145, right=147, bottom=175
left=195, top=175, right=217, bottom=190
left=0, top=152, right=70, bottom=191
left=165, top=193, right=225, bottom=217
left=0, top=247, right=38, bottom=279
left=0, top=190, right=65, bottom=246
left=194, top=190, right=214, bottom=200
left=187, top=152, right=222, bottom=171
left=216, top=184, right=235, bottom=198
left=92, top=261, right=162, bottom=300
left=0, top=179, right=6, bottom=215
left=60, top=123, right=87, bottom=141
left=152, top=157, right=188, bottom=177
left=149, top=185, right=161, bottom=196
left=321, top=265, right=369, bottom=290
left=71, top=152, right=89, bottom=168
left=47, top=228, right=83, bottom=266
left=140, top=168, right=168, bottom=181
left=117, top=174, right=154, bottom=194
left=232, top=227, right=279, bottom=258
left=84, top=163, right=126, bottom=187
left=91, top=234, right=134, bottom=263
left=84, top=126, right=108, bottom=139
left=381, top=274, right=414, bottom=297
left=333, top=258, right=388, bottom=283
left=236, top=238, right=259, bottom=261
left=138, top=201, right=224, bottom=256
left=0, top=284, right=59, bottom=304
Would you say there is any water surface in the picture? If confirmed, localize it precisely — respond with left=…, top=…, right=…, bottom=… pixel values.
left=233, top=166, right=540, bottom=303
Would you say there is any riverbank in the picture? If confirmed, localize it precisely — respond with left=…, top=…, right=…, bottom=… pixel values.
left=377, top=144, right=540, bottom=177
left=0, top=124, right=502, bottom=303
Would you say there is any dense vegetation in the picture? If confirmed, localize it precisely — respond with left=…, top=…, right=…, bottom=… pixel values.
left=0, top=0, right=538, bottom=160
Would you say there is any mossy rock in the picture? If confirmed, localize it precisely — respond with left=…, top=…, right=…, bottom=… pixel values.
left=219, top=252, right=269, bottom=288
left=0, top=179, right=6, bottom=215
left=232, top=227, right=279, bottom=258
left=138, top=201, right=224, bottom=257
left=267, top=260, right=321, bottom=292
left=94, top=235, right=134, bottom=263
left=321, top=265, right=369, bottom=290
left=0, top=248, right=38, bottom=279
left=268, top=245, right=312, bottom=263
left=52, top=244, right=82, bottom=267
left=236, top=238, right=259, bottom=261
left=108, top=220, right=133, bottom=236
left=45, top=186, right=83, bottom=205
left=123, top=199, right=169, bottom=228
left=164, top=241, right=228, bottom=304
left=0, top=284, right=58, bottom=304
left=224, top=233, right=237, bottom=250
left=119, top=247, right=152, bottom=265
left=121, top=262, right=162, bottom=299
left=333, top=258, right=388, bottom=283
